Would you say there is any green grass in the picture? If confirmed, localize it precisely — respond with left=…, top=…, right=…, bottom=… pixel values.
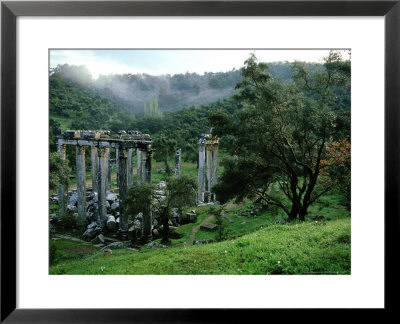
left=50, top=158, right=350, bottom=275
left=50, top=239, right=99, bottom=271
left=49, top=217, right=350, bottom=275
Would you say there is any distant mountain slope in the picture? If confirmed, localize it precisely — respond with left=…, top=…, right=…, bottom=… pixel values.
left=49, top=62, right=349, bottom=152
left=50, top=62, right=296, bottom=115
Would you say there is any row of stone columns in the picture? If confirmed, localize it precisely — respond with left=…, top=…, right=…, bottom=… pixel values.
left=57, top=141, right=153, bottom=235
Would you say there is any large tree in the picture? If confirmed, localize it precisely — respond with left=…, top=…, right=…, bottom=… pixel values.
left=154, top=175, right=197, bottom=244
left=210, top=52, right=350, bottom=221
left=125, top=175, right=197, bottom=244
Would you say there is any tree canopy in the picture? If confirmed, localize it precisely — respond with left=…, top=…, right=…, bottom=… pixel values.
left=210, top=52, right=351, bottom=221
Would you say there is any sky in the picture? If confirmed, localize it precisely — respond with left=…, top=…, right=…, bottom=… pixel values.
left=50, top=49, right=350, bottom=79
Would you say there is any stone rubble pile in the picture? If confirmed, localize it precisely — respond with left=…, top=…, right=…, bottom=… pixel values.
left=50, top=181, right=198, bottom=249
left=233, top=202, right=266, bottom=218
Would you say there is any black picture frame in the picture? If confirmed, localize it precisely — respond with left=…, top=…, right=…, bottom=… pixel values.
left=1, top=0, right=398, bottom=322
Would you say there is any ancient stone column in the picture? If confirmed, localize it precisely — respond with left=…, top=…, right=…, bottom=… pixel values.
left=57, top=141, right=67, bottom=216
left=142, top=209, right=153, bottom=243
left=97, top=147, right=110, bottom=227
left=91, top=146, right=98, bottom=193
left=136, top=149, right=142, bottom=183
left=118, top=148, right=128, bottom=233
left=205, top=145, right=212, bottom=203
left=174, top=148, right=182, bottom=177
left=144, top=150, right=152, bottom=183
left=127, top=148, right=133, bottom=187
left=76, top=145, right=86, bottom=224
left=198, top=144, right=205, bottom=204
left=116, top=147, right=120, bottom=187
left=211, top=141, right=219, bottom=200
left=97, top=146, right=108, bottom=226
left=106, top=148, right=111, bottom=190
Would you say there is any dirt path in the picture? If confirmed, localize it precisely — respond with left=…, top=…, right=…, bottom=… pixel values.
left=175, top=214, right=215, bottom=246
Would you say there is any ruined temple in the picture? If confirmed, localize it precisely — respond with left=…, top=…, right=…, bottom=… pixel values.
left=57, top=130, right=153, bottom=241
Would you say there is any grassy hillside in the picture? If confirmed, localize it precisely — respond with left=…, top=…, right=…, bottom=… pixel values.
left=50, top=217, right=350, bottom=275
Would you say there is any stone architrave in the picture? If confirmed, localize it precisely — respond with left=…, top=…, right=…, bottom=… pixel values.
left=198, top=143, right=205, bottom=203
left=117, top=148, right=128, bottom=232
left=136, top=149, right=142, bottom=183
left=76, top=145, right=86, bottom=223
left=127, top=148, right=133, bottom=187
left=57, top=141, right=67, bottom=216
left=91, top=146, right=98, bottom=192
left=174, top=148, right=182, bottom=177
left=97, top=146, right=108, bottom=226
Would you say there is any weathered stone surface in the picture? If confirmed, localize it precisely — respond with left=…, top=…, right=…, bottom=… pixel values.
left=186, top=213, right=197, bottom=223
left=147, top=242, right=167, bottom=249
left=110, top=201, right=119, bottom=211
left=106, top=192, right=118, bottom=203
left=152, top=228, right=160, bottom=238
left=103, top=248, right=113, bottom=256
left=101, top=241, right=128, bottom=251
left=102, top=236, right=119, bottom=244
left=67, top=204, right=77, bottom=212
left=53, top=234, right=85, bottom=243
left=200, top=223, right=217, bottom=231
left=276, top=219, right=288, bottom=225
left=91, top=234, right=105, bottom=245
left=83, top=224, right=102, bottom=239
left=222, top=215, right=233, bottom=223
left=49, top=214, right=58, bottom=224
left=193, top=239, right=213, bottom=245
left=87, top=222, right=97, bottom=229
left=156, top=181, right=167, bottom=190
left=69, top=193, right=78, bottom=206
left=106, top=215, right=117, bottom=232
left=311, top=215, right=325, bottom=220
left=174, top=148, right=182, bottom=176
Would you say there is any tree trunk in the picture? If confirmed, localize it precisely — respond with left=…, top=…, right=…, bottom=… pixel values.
left=299, top=205, right=308, bottom=221
left=299, top=173, right=318, bottom=221
left=288, top=202, right=300, bottom=221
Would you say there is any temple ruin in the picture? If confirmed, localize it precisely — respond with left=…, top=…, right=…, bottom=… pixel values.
left=57, top=130, right=153, bottom=240
left=197, top=134, right=219, bottom=205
